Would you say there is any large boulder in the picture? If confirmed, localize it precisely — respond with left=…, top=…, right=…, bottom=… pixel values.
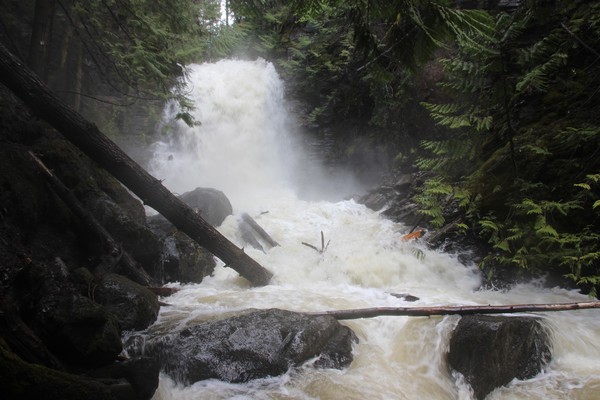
left=1, top=338, right=159, bottom=400
left=17, top=261, right=123, bottom=368
left=92, top=273, right=160, bottom=331
left=178, top=187, right=233, bottom=226
left=86, top=194, right=163, bottom=278
left=89, top=356, right=161, bottom=400
left=0, top=338, right=115, bottom=400
left=447, top=315, right=552, bottom=400
left=145, top=187, right=230, bottom=283
left=126, top=308, right=357, bottom=384
left=159, top=231, right=215, bottom=283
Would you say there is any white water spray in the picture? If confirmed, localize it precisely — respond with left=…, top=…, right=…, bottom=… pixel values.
left=146, top=59, right=600, bottom=399
left=149, top=59, right=361, bottom=214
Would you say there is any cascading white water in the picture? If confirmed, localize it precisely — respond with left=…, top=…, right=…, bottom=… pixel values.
left=146, top=59, right=600, bottom=399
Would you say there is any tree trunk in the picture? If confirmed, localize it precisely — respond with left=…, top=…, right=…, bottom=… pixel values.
left=0, top=41, right=273, bottom=286
left=28, top=151, right=153, bottom=286
left=27, top=0, right=56, bottom=82
left=305, top=301, right=600, bottom=320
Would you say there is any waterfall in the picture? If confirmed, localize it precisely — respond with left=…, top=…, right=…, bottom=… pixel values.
left=146, top=59, right=600, bottom=399
left=148, top=59, right=362, bottom=214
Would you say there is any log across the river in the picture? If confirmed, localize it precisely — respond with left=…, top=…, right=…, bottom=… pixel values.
left=306, top=301, right=600, bottom=320
left=0, top=41, right=273, bottom=286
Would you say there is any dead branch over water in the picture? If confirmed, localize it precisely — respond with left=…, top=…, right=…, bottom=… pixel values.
left=305, top=301, right=600, bottom=320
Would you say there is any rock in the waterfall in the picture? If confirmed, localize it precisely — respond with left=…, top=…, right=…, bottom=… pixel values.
left=447, top=315, right=551, bottom=400
left=127, top=309, right=357, bottom=384
left=146, top=221, right=216, bottom=284
left=146, top=187, right=229, bottom=283
left=93, top=273, right=160, bottom=331
left=179, top=187, right=233, bottom=226
left=358, top=173, right=413, bottom=212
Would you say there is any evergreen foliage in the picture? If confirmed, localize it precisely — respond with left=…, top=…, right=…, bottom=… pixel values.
left=416, top=0, right=600, bottom=294
left=63, top=0, right=205, bottom=105
left=223, top=1, right=499, bottom=128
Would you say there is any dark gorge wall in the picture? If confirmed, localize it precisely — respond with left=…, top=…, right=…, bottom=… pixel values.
left=0, top=86, right=213, bottom=399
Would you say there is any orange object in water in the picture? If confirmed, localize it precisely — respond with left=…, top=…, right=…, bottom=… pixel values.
left=401, top=229, right=424, bottom=241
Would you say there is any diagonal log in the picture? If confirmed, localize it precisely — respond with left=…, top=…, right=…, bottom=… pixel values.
left=28, top=151, right=153, bottom=285
left=0, top=41, right=272, bottom=286
left=305, top=301, right=600, bottom=320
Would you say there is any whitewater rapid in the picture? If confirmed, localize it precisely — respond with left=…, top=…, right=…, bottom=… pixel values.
left=144, top=59, right=600, bottom=399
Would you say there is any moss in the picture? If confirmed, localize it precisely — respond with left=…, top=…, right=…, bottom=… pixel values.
left=0, top=339, right=116, bottom=400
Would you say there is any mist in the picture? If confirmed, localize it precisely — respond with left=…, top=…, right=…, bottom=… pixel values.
left=148, top=59, right=366, bottom=213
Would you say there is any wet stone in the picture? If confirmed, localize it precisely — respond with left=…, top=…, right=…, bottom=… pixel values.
left=126, top=308, right=358, bottom=384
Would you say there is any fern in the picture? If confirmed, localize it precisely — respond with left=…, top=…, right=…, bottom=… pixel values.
left=516, top=52, right=568, bottom=94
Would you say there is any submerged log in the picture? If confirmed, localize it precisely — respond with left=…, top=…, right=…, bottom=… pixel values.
left=241, top=213, right=279, bottom=247
left=0, top=41, right=272, bottom=286
left=306, top=301, right=600, bottom=320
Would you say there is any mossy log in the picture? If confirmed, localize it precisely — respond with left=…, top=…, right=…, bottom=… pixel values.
left=0, top=41, right=272, bottom=286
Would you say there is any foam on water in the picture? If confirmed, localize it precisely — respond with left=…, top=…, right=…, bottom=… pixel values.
left=145, top=59, right=600, bottom=400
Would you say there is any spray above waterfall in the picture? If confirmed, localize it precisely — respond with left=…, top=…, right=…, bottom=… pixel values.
left=148, top=59, right=364, bottom=213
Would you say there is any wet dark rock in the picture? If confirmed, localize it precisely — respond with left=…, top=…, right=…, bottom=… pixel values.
left=358, top=171, right=425, bottom=229
left=93, top=273, right=160, bottom=331
left=146, top=187, right=230, bottom=283
left=147, top=222, right=216, bottom=284
left=1, top=338, right=115, bottom=400
left=359, top=186, right=394, bottom=212
left=358, top=173, right=413, bottom=212
left=0, top=91, right=159, bottom=398
left=389, top=293, right=420, bottom=302
left=17, top=261, right=123, bottom=368
left=447, top=315, right=551, bottom=400
left=127, top=308, right=357, bottom=384
left=87, top=195, right=163, bottom=278
left=89, top=356, right=160, bottom=400
left=179, top=187, right=233, bottom=227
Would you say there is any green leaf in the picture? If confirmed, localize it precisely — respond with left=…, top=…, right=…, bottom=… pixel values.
left=494, top=240, right=510, bottom=252
left=479, top=219, right=499, bottom=232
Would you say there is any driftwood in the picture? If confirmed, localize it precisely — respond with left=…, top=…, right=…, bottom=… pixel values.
left=241, top=213, right=279, bottom=247
left=239, top=218, right=265, bottom=252
left=0, top=41, right=272, bottom=286
left=28, top=151, right=153, bottom=285
left=302, top=231, right=330, bottom=253
left=306, top=301, right=600, bottom=320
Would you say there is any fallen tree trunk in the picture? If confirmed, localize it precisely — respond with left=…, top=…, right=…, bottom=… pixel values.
left=305, top=301, right=600, bottom=320
left=28, top=151, right=153, bottom=285
left=0, top=41, right=273, bottom=286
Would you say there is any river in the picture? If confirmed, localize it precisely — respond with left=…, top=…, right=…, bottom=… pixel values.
left=144, top=59, right=600, bottom=399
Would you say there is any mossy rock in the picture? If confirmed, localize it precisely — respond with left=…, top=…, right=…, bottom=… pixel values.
left=0, top=338, right=115, bottom=400
left=19, top=262, right=122, bottom=368
left=94, top=273, right=159, bottom=331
